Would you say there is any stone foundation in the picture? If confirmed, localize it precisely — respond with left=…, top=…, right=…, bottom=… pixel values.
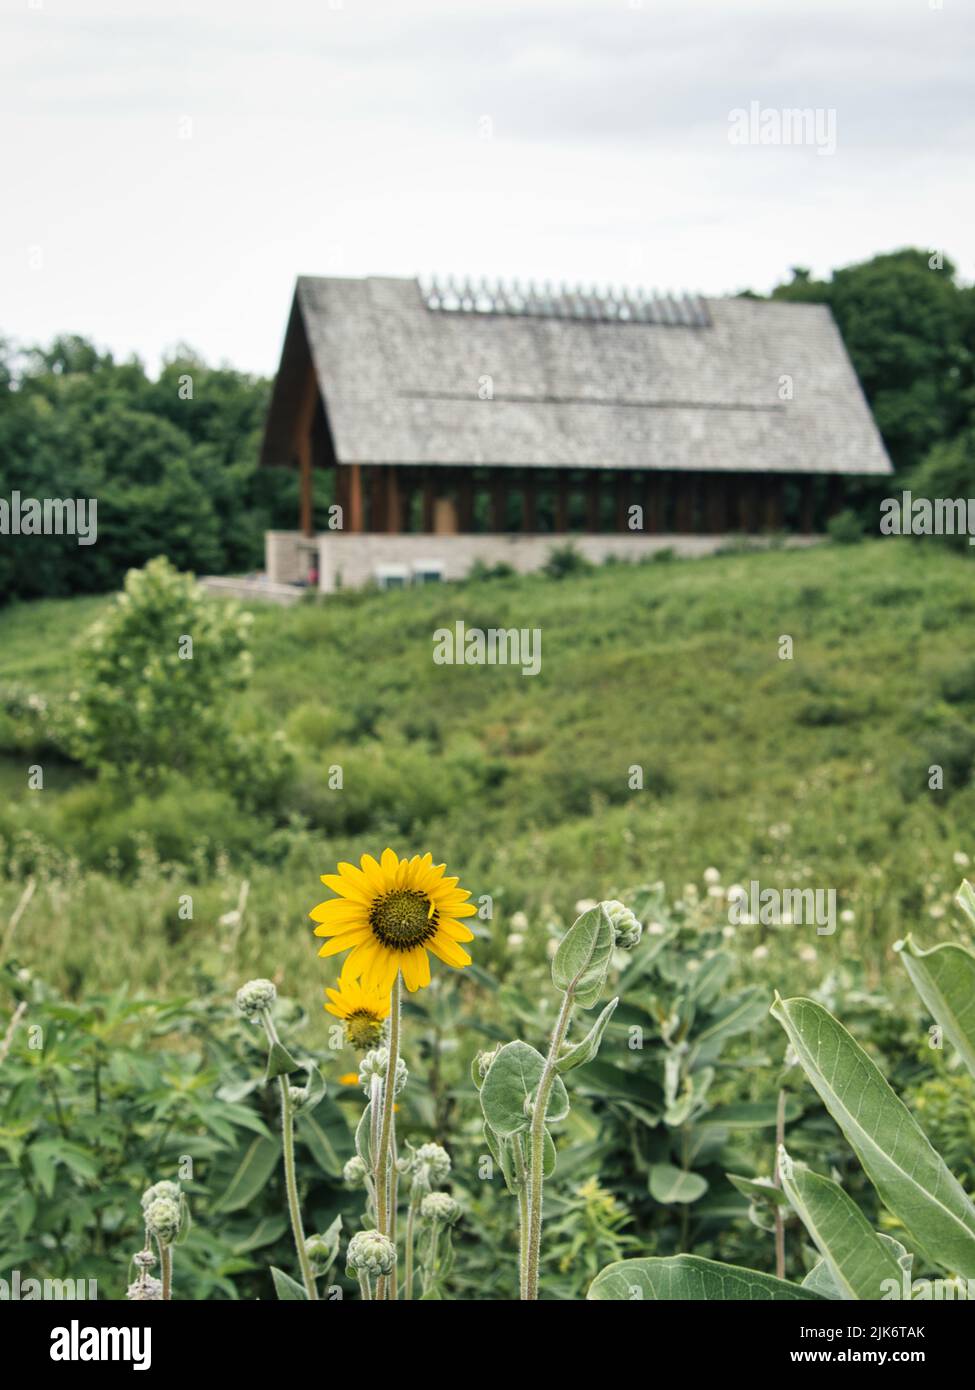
left=265, top=529, right=822, bottom=595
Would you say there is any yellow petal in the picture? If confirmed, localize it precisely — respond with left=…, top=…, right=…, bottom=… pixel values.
left=428, top=933, right=472, bottom=969
left=437, top=917, right=475, bottom=943
left=317, top=929, right=369, bottom=958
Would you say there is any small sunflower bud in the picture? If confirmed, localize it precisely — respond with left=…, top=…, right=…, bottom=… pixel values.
left=358, top=1046, right=408, bottom=1098
left=420, top=1191, right=460, bottom=1226
left=288, top=1085, right=308, bottom=1112
left=603, top=900, right=642, bottom=951
left=127, top=1276, right=163, bottom=1301
left=133, top=1249, right=157, bottom=1270
left=144, top=1196, right=181, bottom=1245
left=346, top=1229, right=396, bottom=1279
left=236, top=978, right=277, bottom=1019
left=343, top=1156, right=368, bottom=1187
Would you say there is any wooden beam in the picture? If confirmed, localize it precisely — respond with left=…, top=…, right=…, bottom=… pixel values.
left=457, top=471, right=474, bottom=532
left=348, top=463, right=364, bottom=534
left=764, top=475, right=784, bottom=531
left=490, top=470, right=508, bottom=531
left=295, top=365, right=319, bottom=538
left=644, top=472, right=662, bottom=533
left=555, top=470, right=569, bottom=533
left=586, top=470, right=602, bottom=532
left=386, top=466, right=401, bottom=534
left=674, top=474, right=695, bottom=532
left=705, top=473, right=728, bottom=532
left=421, top=469, right=435, bottom=532
left=523, top=470, right=538, bottom=532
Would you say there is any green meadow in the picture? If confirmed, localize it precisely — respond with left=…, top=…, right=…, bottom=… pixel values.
left=1, top=538, right=973, bottom=1028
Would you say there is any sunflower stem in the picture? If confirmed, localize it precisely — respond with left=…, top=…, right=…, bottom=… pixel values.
left=358, top=1271, right=372, bottom=1301
left=389, top=1111, right=400, bottom=1299
left=524, top=987, right=575, bottom=1300
left=374, top=973, right=401, bottom=1300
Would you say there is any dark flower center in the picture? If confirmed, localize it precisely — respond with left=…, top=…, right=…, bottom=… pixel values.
left=345, top=1009, right=384, bottom=1050
left=369, top=889, right=438, bottom=950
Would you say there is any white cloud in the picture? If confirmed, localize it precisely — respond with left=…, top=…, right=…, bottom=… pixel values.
left=1, top=0, right=970, bottom=374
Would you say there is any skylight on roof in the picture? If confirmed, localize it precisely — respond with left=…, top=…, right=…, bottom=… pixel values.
left=418, top=275, right=710, bottom=327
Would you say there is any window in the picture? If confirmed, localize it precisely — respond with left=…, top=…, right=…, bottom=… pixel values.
left=375, top=565, right=409, bottom=590
left=412, top=561, right=445, bottom=585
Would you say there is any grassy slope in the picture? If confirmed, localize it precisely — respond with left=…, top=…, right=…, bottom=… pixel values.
left=2, top=539, right=974, bottom=1004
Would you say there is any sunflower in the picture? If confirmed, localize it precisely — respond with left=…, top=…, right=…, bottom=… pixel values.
left=311, top=849, right=476, bottom=992
left=324, top=975, right=390, bottom=1050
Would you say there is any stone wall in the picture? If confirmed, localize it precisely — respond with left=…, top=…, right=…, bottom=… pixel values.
left=263, top=531, right=822, bottom=594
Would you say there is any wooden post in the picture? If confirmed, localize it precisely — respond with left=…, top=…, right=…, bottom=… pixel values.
left=295, top=366, right=318, bottom=538
left=764, top=475, right=784, bottom=531
left=348, top=463, right=364, bottom=534
left=523, top=470, right=538, bottom=532
left=421, top=469, right=435, bottom=532
left=385, top=466, right=401, bottom=534
left=555, top=470, right=569, bottom=532
left=644, top=472, right=661, bottom=532
left=705, top=474, right=728, bottom=532
left=586, top=470, right=602, bottom=532
left=457, top=472, right=474, bottom=532
left=737, top=476, right=759, bottom=532
left=490, top=470, right=508, bottom=531
left=615, top=472, right=629, bottom=532
left=674, top=475, right=695, bottom=532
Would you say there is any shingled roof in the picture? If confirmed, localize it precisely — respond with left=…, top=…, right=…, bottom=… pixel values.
left=260, top=275, right=892, bottom=476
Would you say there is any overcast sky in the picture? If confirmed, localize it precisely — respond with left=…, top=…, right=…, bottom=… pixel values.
left=2, top=0, right=971, bottom=376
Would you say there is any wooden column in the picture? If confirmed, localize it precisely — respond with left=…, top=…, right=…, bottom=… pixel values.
left=586, top=470, right=602, bottom=532
left=674, top=474, right=695, bottom=532
left=421, top=469, right=435, bottom=533
left=347, top=463, right=364, bottom=534
left=737, top=476, right=759, bottom=533
left=490, top=470, right=508, bottom=531
left=764, top=475, right=784, bottom=531
left=799, top=475, right=815, bottom=534
left=705, top=474, right=728, bottom=532
left=457, top=472, right=474, bottom=532
left=523, top=470, right=538, bottom=532
left=385, top=467, right=401, bottom=534
left=295, top=366, right=319, bottom=538
left=555, top=470, right=569, bottom=532
left=644, top=472, right=661, bottom=532
left=615, top=472, right=629, bottom=532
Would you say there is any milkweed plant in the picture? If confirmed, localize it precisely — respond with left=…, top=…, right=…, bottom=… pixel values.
left=124, top=850, right=975, bottom=1301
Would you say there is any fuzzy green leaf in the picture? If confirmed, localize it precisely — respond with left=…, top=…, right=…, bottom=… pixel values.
left=552, top=904, right=614, bottom=1008
left=778, top=1148, right=904, bottom=1300
left=772, top=994, right=975, bottom=1278
left=895, top=934, right=975, bottom=1081
left=479, top=1040, right=569, bottom=1138
left=270, top=1266, right=309, bottom=1300
left=649, top=1164, right=708, bottom=1204
left=588, top=1254, right=823, bottom=1301
left=556, top=997, right=619, bottom=1073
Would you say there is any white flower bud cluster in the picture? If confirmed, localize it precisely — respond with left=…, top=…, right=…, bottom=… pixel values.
left=346, top=1229, right=396, bottom=1278
left=602, top=900, right=643, bottom=951
left=420, top=1191, right=460, bottom=1226
left=410, top=1142, right=451, bottom=1194
left=358, top=1046, right=408, bottom=1097
left=343, top=1156, right=368, bottom=1187
left=141, top=1181, right=182, bottom=1246
left=126, top=1276, right=163, bottom=1301
left=236, top=978, right=277, bottom=1020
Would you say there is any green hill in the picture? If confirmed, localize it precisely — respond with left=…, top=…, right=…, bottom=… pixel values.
left=1, top=538, right=974, bottom=1007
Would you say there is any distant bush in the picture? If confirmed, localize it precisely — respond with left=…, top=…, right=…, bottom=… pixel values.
left=827, top=509, right=864, bottom=544
left=543, top=544, right=593, bottom=579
